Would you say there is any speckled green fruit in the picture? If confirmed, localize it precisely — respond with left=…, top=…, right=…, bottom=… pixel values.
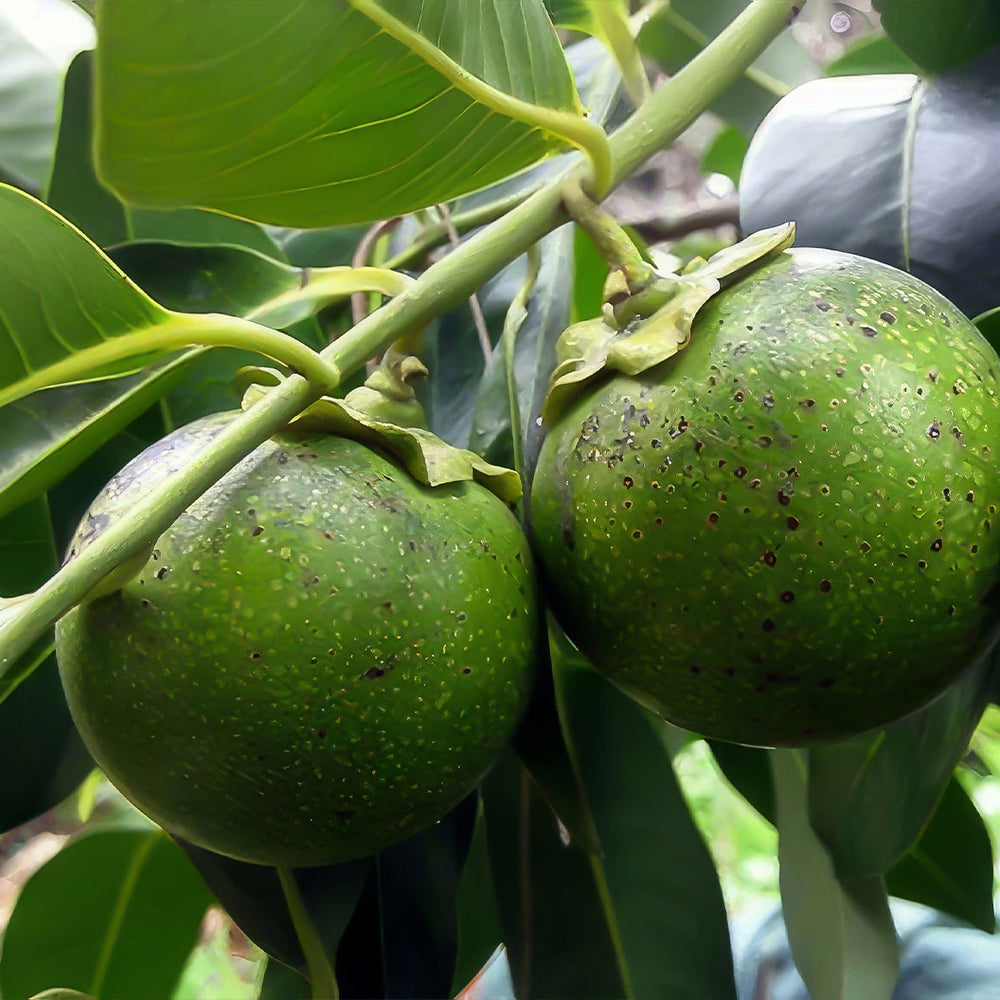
left=56, top=414, right=538, bottom=866
left=531, top=248, right=1000, bottom=747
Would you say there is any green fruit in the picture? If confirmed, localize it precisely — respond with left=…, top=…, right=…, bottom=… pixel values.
left=56, top=413, right=538, bottom=866
left=531, top=248, right=1000, bottom=747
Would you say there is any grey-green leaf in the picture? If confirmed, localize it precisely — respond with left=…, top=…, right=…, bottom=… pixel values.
left=0, top=0, right=93, bottom=191
left=771, top=750, right=899, bottom=1000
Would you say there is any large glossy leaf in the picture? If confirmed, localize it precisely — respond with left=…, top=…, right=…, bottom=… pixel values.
left=481, top=747, right=627, bottom=1000
left=873, top=0, right=1000, bottom=74
left=554, top=651, right=737, bottom=999
left=740, top=47, right=1000, bottom=319
left=886, top=777, right=995, bottom=933
left=184, top=796, right=476, bottom=999
left=0, top=829, right=212, bottom=1000
left=45, top=51, right=282, bottom=254
left=808, top=648, right=994, bottom=879
left=771, top=750, right=899, bottom=1000
left=94, top=0, right=595, bottom=226
left=0, top=0, right=94, bottom=191
left=179, top=842, right=370, bottom=974
left=469, top=224, right=575, bottom=478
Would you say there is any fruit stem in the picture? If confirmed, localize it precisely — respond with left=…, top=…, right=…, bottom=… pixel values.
left=278, top=865, right=340, bottom=1000
left=0, top=0, right=801, bottom=691
left=561, top=178, right=653, bottom=294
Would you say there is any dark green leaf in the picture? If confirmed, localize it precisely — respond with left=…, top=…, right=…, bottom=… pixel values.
left=825, top=34, right=921, bottom=77
left=708, top=740, right=775, bottom=823
left=771, top=749, right=899, bottom=1000
left=482, top=747, right=627, bottom=1000
left=178, top=842, right=370, bottom=973
left=701, top=125, right=749, bottom=186
left=0, top=1, right=93, bottom=192
left=571, top=224, right=608, bottom=324
left=0, top=829, right=211, bottom=1000
left=451, top=800, right=505, bottom=995
left=508, top=627, right=602, bottom=857
left=808, top=649, right=994, bottom=879
left=886, top=777, right=995, bottom=933
left=95, top=0, right=586, bottom=226
left=555, top=652, right=737, bottom=999
left=46, top=51, right=282, bottom=255
left=975, top=306, right=1000, bottom=354
left=873, top=1, right=1000, bottom=74
left=0, top=498, right=90, bottom=832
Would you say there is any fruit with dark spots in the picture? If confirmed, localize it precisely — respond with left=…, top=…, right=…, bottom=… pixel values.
left=530, top=248, right=1000, bottom=747
left=55, top=413, right=538, bottom=866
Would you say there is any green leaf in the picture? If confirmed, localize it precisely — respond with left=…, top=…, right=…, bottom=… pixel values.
left=452, top=801, right=505, bottom=994
left=975, top=305, right=1000, bottom=353
left=0, top=829, right=212, bottom=1000
left=886, top=777, right=996, bottom=932
left=707, top=740, right=775, bottom=823
left=771, top=749, right=900, bottom=1000
left=481, top=747, right=627, bottom=1000
left=554, top=650, right=737, bottom=999
left=45, top=50, right=284, bottom=255
left=0, top=185, right=342, bottom=412
left=808, top=648, right=994, bottom=879
left=701, top=125, right=749, bottom=186
left=825, top=34, right=921, bottom=77
left=638, top=0, right=814, bottom=134
left=0, top=357, right=196, bottom=522
left=0, top=0, right=93, bottom=191
left=873, top=0, right=1000, bottom=74
left=94, top=0, right=603, bottom=226
left=178, top=841, right=370, bottom=975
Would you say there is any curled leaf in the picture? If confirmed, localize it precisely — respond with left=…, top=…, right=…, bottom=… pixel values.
left=541, top=223, right=796, bottom=424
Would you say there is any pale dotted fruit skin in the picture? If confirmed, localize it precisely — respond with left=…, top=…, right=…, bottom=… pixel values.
left=530, top=248, right=1000, bottom=747
left=56, top=414, right=538, bottom=867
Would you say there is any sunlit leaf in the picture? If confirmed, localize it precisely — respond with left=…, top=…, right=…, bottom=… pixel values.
left=0, top=0, right=94, bottom=191
left=94, top=0, right=601, bottom=226
left=46, top=51, right=282, bottom=255
left=0, top=829, right=211, bottom=1000
left=771, top=749, right=899, bottom=1000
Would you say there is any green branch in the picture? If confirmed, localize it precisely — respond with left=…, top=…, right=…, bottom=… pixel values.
left=0, top=0, right=802, bottom=687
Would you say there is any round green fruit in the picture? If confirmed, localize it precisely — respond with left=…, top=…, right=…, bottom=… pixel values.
left=531, top=248, right=1000, bottom=746
left=56, top=414, right=538, bottom=866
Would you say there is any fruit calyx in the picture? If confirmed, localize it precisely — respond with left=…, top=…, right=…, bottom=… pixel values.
left=240, top=350, right=522, bottom=503
left=541, top=222, right=796, bottom=425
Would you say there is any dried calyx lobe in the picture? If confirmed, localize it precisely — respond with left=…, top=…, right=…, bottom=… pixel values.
left=531, top=246, right=1000, bottom=746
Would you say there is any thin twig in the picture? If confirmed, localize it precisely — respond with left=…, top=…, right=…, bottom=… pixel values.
left=350, top=216, right=403, bottom=328
left=632, top=198, right=741, bottom=246
left=437, top=203, right=493, bottom=364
